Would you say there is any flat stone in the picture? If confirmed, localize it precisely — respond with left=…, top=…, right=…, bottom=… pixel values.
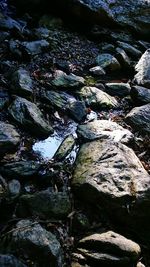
left=77, top=86, right=118, bottom=109
left=125, top=104, right=150, bottom=133
left=51, top=70, right=85, bottom=88
left=96, top=53, right=121, bottom=72
left=77, top=120, right=133, bottom=144
left=0, top=122, right=20, bottom=155
left=105, top=83, right=131, bottom=97
left=134, top=49, right=150, bottom=89
left=131, top=85, right=150, bottom=105
left=8, top=97, right=53, bottom=138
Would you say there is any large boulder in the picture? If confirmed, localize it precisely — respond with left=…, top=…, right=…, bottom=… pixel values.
left=134, top=49, right=150, bottom=89
left=75, top=231, right=141, bottom=267
left=0, top=122, right=20, bottom=156
left=72, top=139, right=150, bottom=240
left=12, top=0, right=150, bottom=37
left=8, top=97, right=53, bottom=138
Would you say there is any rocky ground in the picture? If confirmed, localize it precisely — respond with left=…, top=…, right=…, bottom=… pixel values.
left=0, top=1, right=150, bottom=267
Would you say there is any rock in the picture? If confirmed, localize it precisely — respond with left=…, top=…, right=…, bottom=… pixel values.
left=68, top=101, right=87, bottom=122
left=102, top=44, right=115, bottom=52
left=0, top=122, right=20, bottom=156
left=11, top=69, right=33, bottom=98
left=0, top=161, right=41, bottom=180
left=55, top=134, right=75, bottom=160
left=105, top=83, right=131, bottom=97
left=73, top=212, right=90, bottom=232
left=0, top=89, right=9, bottom=111
left=115, top=47, right=131, bottom=69
left=89, top=66, right=106, bottom=76
left=77, top=231, right=141, bottom=266
left=96, top=54, right=121, bottom=72
left=0, top=16, right=22, bottom=31
left=17, top=189, right=71, bottom=219
left=77, top=120, right=133, bottom=144
left=51, top=70, right=85, bottom=88
left=125, top=104, right=150, bottom=133
left=117, top=41, right=142, bottom=59
left=34, top=27, right=50, bottom=39
left=21, top=40, right=49, bottom=56
left=131, top=85, right=150, bottom=105
left=72, top=139, right=150, bottom=237
left=0, top=254, right=27, bottom=267
left=8, top=97, right=53, bottom=138
left=137, top=263, right=146, bottom=267
left=0, top=175, right=7, bottom=203
left=8, top=179, right=21, bottom=198
left=11, top=219, right=62, bottom=267
left=77, top=86, right=118, bottom=109
left=9, top=40, right=22, bottom=58
left=134, top=49, right=150, bottom=89
left=0, top=31, right=9, bottom=43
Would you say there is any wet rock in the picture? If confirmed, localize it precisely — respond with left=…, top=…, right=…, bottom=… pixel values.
left=8, top=179, right=21, bottom=198
left=11, top=69, right=33, bottom=98
left=77, top=120, right=133, bottom=144
left=72, top=139, right=150, bottom=236
left=125, top=103, right=150, bottom=133
left=77, top=86, right=118, bottom=109
left=115, top=47, right=131, bottom=69
left=0, top=122, right=20, bottom=156
left=117, top=41, right=142, bottom=59
left=96, top=54, right=121, bottom=72
left=11, top=219, right=62, bottom=267
left=21, top=40, right=49, bottom=56
left=18, top=189, right=71, bottom=219
left=55, top=134, right=75, bottom=160
left=77, top=231, right=141, bottom=267
left=134, top=49, right=150, bottom=89
left=105, top=83, right=131, bottom=97
left=89, top=66, right=106, bottom=76
left=0, top=89, right=9, bottom=111
left=0, top=254, right=27, bottom=267
left=8, top=96, right=53, bottom=138
left=51, top=70, right=85, bottom=88
left=0, top=160, right=41, bottom=180
left=68, top=101, right=87, bottom=122
left=131, top=85, right=150, bottom=105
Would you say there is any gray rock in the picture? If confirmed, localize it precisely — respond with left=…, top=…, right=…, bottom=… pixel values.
left=11, top=219, right=62, bottom=267
left=0, top=16, right=22, bottom=31
left=89, top=66, right=106, bottom=76
left=11, top=69, right=33, bottom=98
left=68, top=101, right=87, bottom=122
left=134, top=49, right=150, bottom=89
left=0, top=122, right=20, bottom=155
left=21, top=40, right=49, bottom=56
left=17, top=189, right=71, bottom=219
left=77, top=231, right=141, bottom=267
left=51, top=70, right=85, bottom=88
left=131, top=85, right=150, bottom=105
left=125, top=104, right=150, bottom=133
left=117, top=41, right=142, bottom=59
left=0, top=161, right=41, bottom=179
left=35, top=27, right=50, bottom=39
left=72, top=139, right=150, bottom=236
left=77, top=120, right=133, bottom=144
left=9, top=40, right=22, bottom=58
left=115, top=47, right=131, bottom=69
left=55, top=134, right=75, bottom=160
left=96, top=54, right=121, bottom=72
left=77, top=86, right=118, bottom=109
left=105, top=83, right=131, bottom=97
left=102, top=44, right=115, bottom=52
left=0, top=254, right=27, bottom=267
left=8, top=179, right=21, bottom=197
left=0, top=89, right=9, bottom=111
left=8, top=97, right=53, bottom=138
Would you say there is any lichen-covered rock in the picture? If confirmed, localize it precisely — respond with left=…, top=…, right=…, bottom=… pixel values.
left=77, top=86, right=118, bottom=109
left=125, top=103, right=150, bottom=133
left=11, top=220, right=62, bottom=267
left=8, top=97, right=53, bottom=138
left=17, top=189, right=71, bottom=219
left=130, top=85, right=150, bottom=105
left=134, top=49, right=150, bottom=89
left=77, top=120, right=133, bottom=144
left=0, top=122, right=20, bottom=156
left=96, top=54, right=121, bottom=72
left=77, top=231, right=141, bottom=267
left=51, top=70, right=85, bottom=88
left=72, top=139, right=150, bottom=238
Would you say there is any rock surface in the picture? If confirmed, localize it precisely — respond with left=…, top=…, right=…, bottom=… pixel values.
left=8, top=97, right=53, bottom=138
left=77, top=120, right=133, bottom=144
left=0, top=254, right=27, bottom=267
left=134, top=49, right=150, bottom=89
left=131, top=85, right=150, bottom=105
left=96, top=54, right=121, bottom=72
left=105, top=83, right=131, bottom=97
left=11, top=69, right=33, bottom=98
left=51, top=70, right=85, bottom=88
left=0, top=122, right=20, bottom=156
left=125, top=103, right=150, bottom=133
left=55, top=134, right=75, bottom=160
